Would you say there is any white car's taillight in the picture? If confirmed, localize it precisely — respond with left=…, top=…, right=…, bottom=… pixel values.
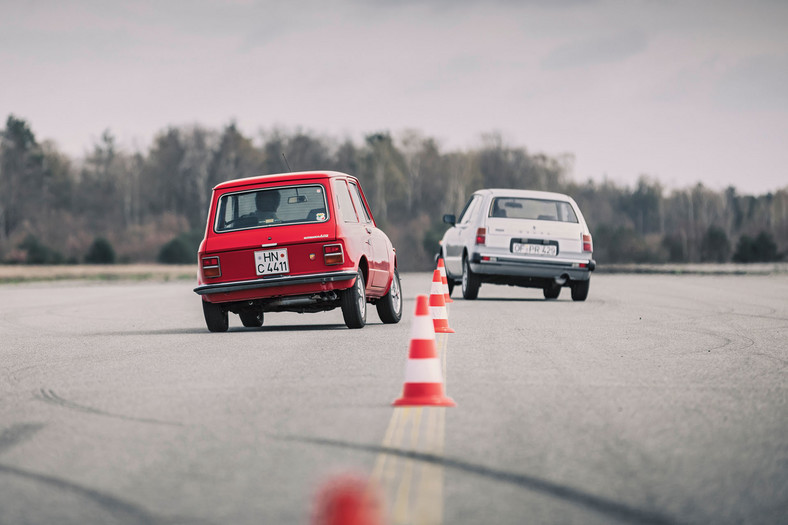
left=475, top=227, right=486, bottom=245
left=582, top=233, right=593, bottom=252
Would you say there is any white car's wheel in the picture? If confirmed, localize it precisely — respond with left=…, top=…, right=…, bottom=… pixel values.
left=571, top=279, right=590, bottom=301
left=462, top=256, right=480, bottom=300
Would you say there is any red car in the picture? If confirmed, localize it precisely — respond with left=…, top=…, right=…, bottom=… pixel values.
left=194, top=171, right=402, bottom=331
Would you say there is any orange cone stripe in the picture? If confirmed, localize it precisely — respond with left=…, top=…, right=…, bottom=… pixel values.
left=400, top=383, right=448, bottom=399
left=408, top=340, right=438, bottom=359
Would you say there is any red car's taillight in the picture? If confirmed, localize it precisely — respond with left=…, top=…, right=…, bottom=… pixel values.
left=201, top=256, right=221, bottom=278
left=475, top=228, right=486, bottom=245
left=582, top=233, right=593, bottom=252
left=323, top=243, right=344, bottom=265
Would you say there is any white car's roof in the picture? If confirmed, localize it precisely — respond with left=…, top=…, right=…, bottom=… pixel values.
left=474, top=188, right=575, bottom=202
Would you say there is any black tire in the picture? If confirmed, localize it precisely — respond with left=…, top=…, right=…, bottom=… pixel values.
left=462, top=255, right=480, bottom=300
left=341, top=269, right=367, bottom=329
left=543, top=282, right=561, bottom=300
left=376, top=268, right=402, bottom=324
left=571, top=279, right=590, bottom=301
left=202, top=301, right=228, bottom=332
left=438, top=257, right=454, bottom=296
left=239, top=309, right=264, bottom=328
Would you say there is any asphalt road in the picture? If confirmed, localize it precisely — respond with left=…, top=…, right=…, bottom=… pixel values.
left=0, top=273, right=786, bottom=524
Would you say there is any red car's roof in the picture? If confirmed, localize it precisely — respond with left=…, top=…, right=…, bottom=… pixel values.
left=213, top=171, right=355, bottom=192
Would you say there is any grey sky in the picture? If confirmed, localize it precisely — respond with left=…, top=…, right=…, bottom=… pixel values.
left=2, top=0, right=787, bottom=194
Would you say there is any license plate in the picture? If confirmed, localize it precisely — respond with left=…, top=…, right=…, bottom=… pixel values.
left=512, top=243, right=557, bottom=256
left=255, top=248, right=290, bottom=276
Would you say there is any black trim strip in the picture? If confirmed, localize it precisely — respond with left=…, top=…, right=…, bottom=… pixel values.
left=494, top=257, right=576, bottom=268
left=194, top=270, right=357, bottom=295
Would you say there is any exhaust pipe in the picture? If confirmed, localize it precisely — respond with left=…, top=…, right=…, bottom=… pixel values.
left=554, top=274, right=568, bottom=286
left=267, top=291, right=339, bottom=309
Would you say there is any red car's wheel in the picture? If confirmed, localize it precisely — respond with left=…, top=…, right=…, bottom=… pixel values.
left=239, top=309, right=264, bottom=328
left=202, top=301, right=228, bottom=332
left=341, top=270, right=367, bottom=329
left=376, top=268, right=402, bottom=324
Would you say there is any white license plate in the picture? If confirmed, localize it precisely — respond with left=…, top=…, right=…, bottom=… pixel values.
left=255, top=248, right=290, bottom=276
left=513, top=243, right=557, bottom=256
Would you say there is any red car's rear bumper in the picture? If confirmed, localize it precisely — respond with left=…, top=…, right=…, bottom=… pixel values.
left=194, top=269, right=357, bottom=302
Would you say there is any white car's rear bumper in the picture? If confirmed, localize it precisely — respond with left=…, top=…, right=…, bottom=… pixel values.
left=469, top=251, right=594, bottom=281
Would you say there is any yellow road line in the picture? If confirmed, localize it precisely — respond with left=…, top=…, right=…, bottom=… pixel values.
left=413, top=407, right=445, bottom=524
left=371, top=406, right=403, bottom=481
left=437, top=333, right=448, bottom=388
left=371, top=332, right=451, bottom=525
left=392, top=407, right=422, bottom=523
left=382, top=407, right=411, bottom=488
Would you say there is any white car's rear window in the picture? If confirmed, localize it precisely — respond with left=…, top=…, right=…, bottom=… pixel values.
left=489, top=197, right=578, bottom=223
left=215, top=184, right=329, bottom=232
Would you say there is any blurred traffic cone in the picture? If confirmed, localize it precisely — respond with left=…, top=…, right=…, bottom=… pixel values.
left=393, top=295, right=455, bottom=407
left=430, top=269, right=454, bottom=334
left=312, top=473, right=384, bottom=525
left=437, top=258, right=453, bottom=303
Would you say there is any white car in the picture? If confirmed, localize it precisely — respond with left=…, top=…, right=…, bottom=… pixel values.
left=439, top=189, right=595, bottom=301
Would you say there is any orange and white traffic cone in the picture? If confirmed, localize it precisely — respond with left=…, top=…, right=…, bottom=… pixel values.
left=430, top=269, right=454, bottom=334
left=393, top=295, right=455, bottom=407
left=437, top=258, right=453, bottom=303
left=311, top=473, right=384, bottom=525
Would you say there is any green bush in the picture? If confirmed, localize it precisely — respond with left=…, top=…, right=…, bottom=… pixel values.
left=733, top=231, right=780, bottom=262
left=85, top=237, right=116, bottom=264
left=18, top=234, right=65, bottom=264
left=661, top=234, right=687, bottom=263
left=158, top=230, right=202, bottom=264
left=700, top=226, right=730, bottom=262
left=593, top=225, right=662, bottom=263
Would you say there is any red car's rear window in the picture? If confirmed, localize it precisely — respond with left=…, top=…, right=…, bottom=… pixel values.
left=214, top=184, right=329, bottom=232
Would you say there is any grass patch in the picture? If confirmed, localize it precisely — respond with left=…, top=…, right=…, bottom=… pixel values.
left=0, top=264, right=197, bottom=284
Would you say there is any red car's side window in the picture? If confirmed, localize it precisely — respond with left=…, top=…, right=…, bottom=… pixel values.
left=333, top=180, right=359, bottom=223
left=348, top=182, right=372, bottom=224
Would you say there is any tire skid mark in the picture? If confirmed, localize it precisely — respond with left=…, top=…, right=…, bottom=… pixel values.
left=1, top=364, right=38, bottom=387
left=11, top=365, right=39, bottom=385
left=749, top=351, right=788, bottom=369
left=645, top=289, right=787, bottom=322
left=727, top=311, right=788, bottom=322
left=36, top=389, right=184, bottom=427
left=670, top=323, right=788, bottom=372
left=666, top=325, right=756, bottom=355
left=0, top=423, right=45, bottom=455
left=0, top=463, right=208, bottom=525
left=279, top=434, right=682, bottom=525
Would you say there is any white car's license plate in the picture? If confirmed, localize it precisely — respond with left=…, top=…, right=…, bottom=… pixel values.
left=512, top=243, right=557, bottom=256
left=255, top=248, right=290, bottom=276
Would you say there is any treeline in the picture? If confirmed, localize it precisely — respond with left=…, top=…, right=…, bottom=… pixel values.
left=1, top=115, right=786, bottom=270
